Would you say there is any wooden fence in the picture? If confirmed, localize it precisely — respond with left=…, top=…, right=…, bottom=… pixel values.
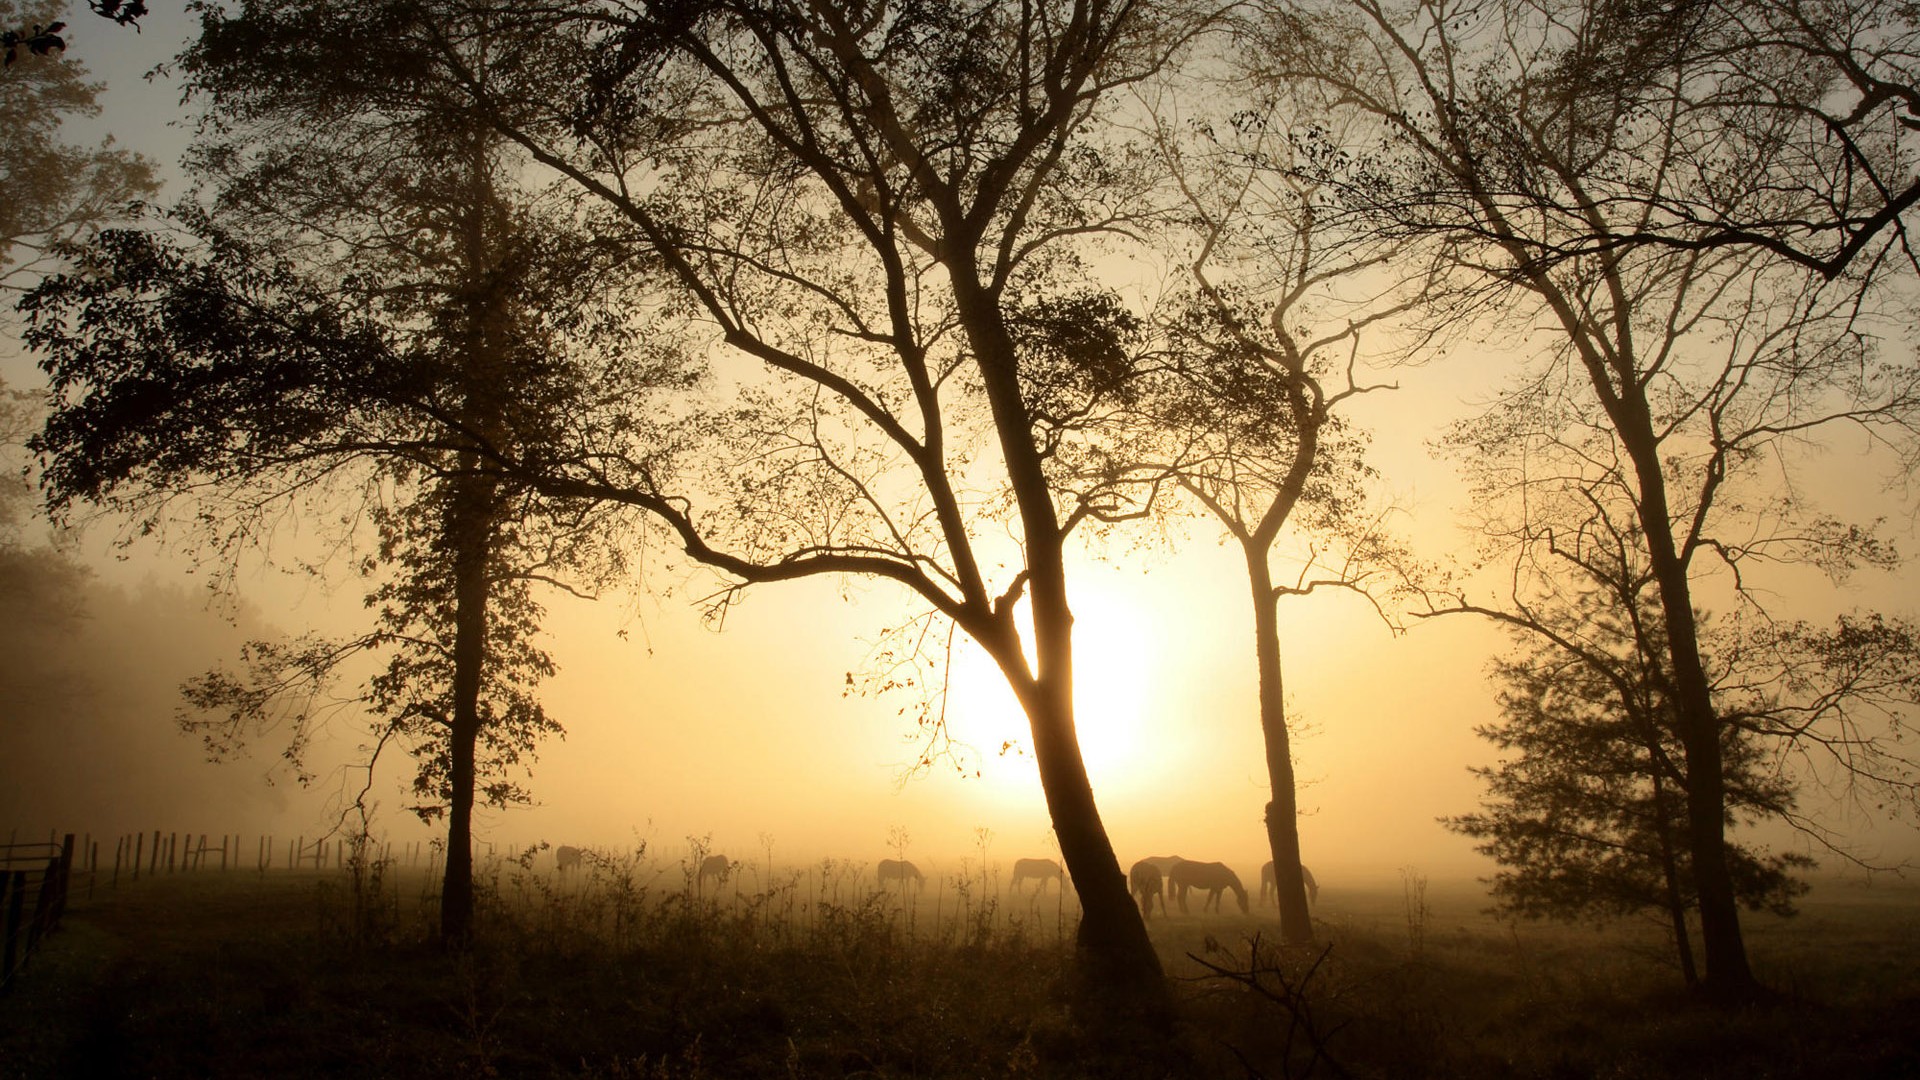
left=0, top=828, right=447, bottom=995
left=90, top=831, right=441, bottom=882
left=0, top=834, right=74, bottom=994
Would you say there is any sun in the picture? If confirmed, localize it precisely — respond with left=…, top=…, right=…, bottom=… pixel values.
left=941, top=587, right=1163, bottom=796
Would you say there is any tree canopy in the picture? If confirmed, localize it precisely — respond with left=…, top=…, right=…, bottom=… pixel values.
left=0, top=0, right=156, bottom=292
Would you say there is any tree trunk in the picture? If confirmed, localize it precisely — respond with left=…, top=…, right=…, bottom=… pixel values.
left=1617, top=411, right=1755, bottom=996
left=1027, top=669, right=1165, bottom=986
left=439, top=137, right=511, bottom=948
left=961, top=286, right=1166, bottom=1012
left=1670, top=676, right=1751, bottom=994
left=1648, top=753, right=1699, bottom=986
left=996, top=632, right=1166, bottom=1017
left=1246, top=551, right=1313, bottom=944
left=439, top=462, right=494, bottom=947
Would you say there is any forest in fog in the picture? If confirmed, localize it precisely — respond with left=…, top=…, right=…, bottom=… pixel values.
left=5, top=0, right=1920, bottom=1074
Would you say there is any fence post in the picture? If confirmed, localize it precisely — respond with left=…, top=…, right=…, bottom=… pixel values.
left=52, top=836, right=74, bottom=923
left=27, top=859, right=57, bottom=955
left=1, top=870, right=21, bottom=992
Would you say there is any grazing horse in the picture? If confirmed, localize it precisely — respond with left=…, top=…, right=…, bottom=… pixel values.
left=555, top=845, right=584, bottom=873
left=1011, top=857, right=1064, bottom=893
left=877, top=858, right=925, bottom=890
left=1128, top=859, right=1166, bottom=920
left=1139, top=855, right=1187, bottom=899
left=1259, top=861, right=1319, bottom=905
left=1169, top=860, right=1250, bottom=914
left=696, top=854, right=733, bottom=891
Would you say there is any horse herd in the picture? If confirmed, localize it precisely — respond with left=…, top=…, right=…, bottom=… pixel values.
left=1126, top=856, right=1317, bottom=919
left=555, top=847, right=1313, bottom=920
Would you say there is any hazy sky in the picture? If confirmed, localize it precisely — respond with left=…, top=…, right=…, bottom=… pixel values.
left=8, top=4, right=1919, bottom=888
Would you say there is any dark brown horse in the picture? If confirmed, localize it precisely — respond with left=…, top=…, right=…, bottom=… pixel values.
left=1128, top=859, right=1166, bottom=919
left=1011, top=857, right=1064, bottom=893
left=697, top=854, right=733, bottom=891
left=1168, top=860, right=1249, bottom=914
left=1259, top=861, right=1319, bottom=905
left=877, top=858, right=924, bottom=889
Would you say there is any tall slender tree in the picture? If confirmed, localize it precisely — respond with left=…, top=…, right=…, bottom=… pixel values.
left=1107, top=77, right=1423, bottom=944
left=1251, top=0, right=1920, bottom=995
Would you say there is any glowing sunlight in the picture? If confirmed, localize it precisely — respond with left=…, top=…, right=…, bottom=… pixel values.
left=942, top=585, right=1164, bottom=799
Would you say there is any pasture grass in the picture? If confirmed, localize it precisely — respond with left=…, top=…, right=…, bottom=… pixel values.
left=1, top=855, right=1916, bottom=1078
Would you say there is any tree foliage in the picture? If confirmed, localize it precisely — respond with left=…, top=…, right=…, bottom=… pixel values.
left=21, top=11, right=689, bottom=939
left=1452, top=592, right=1812, bottom=983
left=0, top=0, right=156, bottom=291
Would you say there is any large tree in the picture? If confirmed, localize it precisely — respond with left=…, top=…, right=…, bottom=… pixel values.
left=22, top=26, right=679, bottom=940
left=1252, top=0, right=1920, bottom=996
left=395, top=0, right=1223, bottom=1006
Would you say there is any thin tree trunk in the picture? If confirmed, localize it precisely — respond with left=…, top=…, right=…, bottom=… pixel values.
left=1247, top=552, right=1313, bottom=944
left=1618, top=412, right=1755, bottom=996
left=1648, top=749, right=1699, bottom=986
left=439, top=464, right=494, bottom=947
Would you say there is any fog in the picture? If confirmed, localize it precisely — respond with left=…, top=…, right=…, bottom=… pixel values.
left=0, top=548, right=311, bottom=837
left=7, top=398, right=1914, bottom=890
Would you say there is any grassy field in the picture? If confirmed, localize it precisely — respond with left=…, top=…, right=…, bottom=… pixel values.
left=1, top=854, right=1915, bottom=1078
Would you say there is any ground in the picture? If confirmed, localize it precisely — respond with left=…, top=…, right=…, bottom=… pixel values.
left=1, top=857, right=1916, bottom=1077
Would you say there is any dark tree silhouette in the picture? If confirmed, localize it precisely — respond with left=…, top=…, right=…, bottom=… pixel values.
left=1451, top=587, right=1812, bottom=986
left=404, top=0, right=1224, bottom=1010
left=22, top=78, right=680, bottom=942
left=1253, top=0, right=1920, bottom=997
left=1099, top=79, right=1425, bottom=944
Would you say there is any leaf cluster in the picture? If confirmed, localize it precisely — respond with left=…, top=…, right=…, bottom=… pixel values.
left=0, top=0, right=158, bottom=288
left=1453, top=595, right=1815, bottom=927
